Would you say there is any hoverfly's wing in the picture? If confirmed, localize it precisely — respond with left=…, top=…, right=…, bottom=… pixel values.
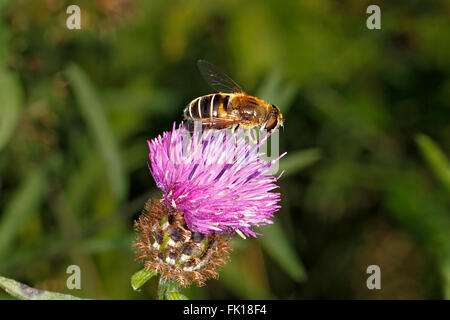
left=197, top=59, right=245, bottom=94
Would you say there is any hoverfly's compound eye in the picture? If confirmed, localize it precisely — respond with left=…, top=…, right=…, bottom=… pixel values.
left=264, top=105, right=281, bottom=132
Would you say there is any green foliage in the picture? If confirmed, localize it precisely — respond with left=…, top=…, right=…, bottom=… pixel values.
left=0, top=276, right=83, bottom=300
left=280, top=148, right=321, bottom=178
left=416, top=134, right=450, bottom=192
left=0, top=71, right=21, bottom=152
left=259, top=222, right=307, bottom=282
left=131, top=268, right=157, bottom=291
left=157, top=278, right=184, bottom=300
left=0, top=11, right=21, bottom=152
left=0, top=0, right=448, bottom=300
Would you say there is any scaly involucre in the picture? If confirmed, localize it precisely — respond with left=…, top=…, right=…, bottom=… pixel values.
left=147, top=123, right=285, bottom=238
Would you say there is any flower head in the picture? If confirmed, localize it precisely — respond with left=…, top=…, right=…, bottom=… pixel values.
left=147, top=123, right=285, bottom=238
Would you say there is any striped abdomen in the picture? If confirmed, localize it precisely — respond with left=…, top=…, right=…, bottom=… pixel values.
left=184, top=94, right=231, bottom=121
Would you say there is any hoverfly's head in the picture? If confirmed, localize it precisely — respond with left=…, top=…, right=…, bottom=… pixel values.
left=264, top=104, right=283, bottom=132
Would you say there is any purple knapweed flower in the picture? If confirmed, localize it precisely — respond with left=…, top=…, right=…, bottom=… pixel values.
left=147, top=123, right=285, bottom=238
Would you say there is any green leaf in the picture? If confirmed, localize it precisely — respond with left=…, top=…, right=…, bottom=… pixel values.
left=131, top=268, right=157, bottom=291
left=256, top=68, right=298, bottom=115
left=64, top=144, right=103, bottom=214
left=220, top=255, right=274, bottom=299
left=157, top=277, right=182, bottom=300
left=66, top=63, right=128, bottom=203
left=0, top=167, right=48, bottom=261
left=0, top=276, right=84, bottom=300
left=415, top=133, right=450, bottom=192
left=259, top=222, right=307, bottom=283
left=280, top=148, right=321, bottom=177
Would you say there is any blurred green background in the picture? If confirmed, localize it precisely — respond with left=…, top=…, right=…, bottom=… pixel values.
left=0, top=0, right=449, bottom=299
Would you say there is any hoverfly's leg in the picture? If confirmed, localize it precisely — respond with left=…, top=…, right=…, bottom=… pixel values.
left=233, top=124, right=239, bottom=162
left=231, top=124, right=240, bottom=135
left=257, top=126, right=263, bottom=146
left=201, top=123, right=215, bottom=145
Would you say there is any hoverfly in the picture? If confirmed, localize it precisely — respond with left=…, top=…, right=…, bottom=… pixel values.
left=183, top=60, right=283, bottom=133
